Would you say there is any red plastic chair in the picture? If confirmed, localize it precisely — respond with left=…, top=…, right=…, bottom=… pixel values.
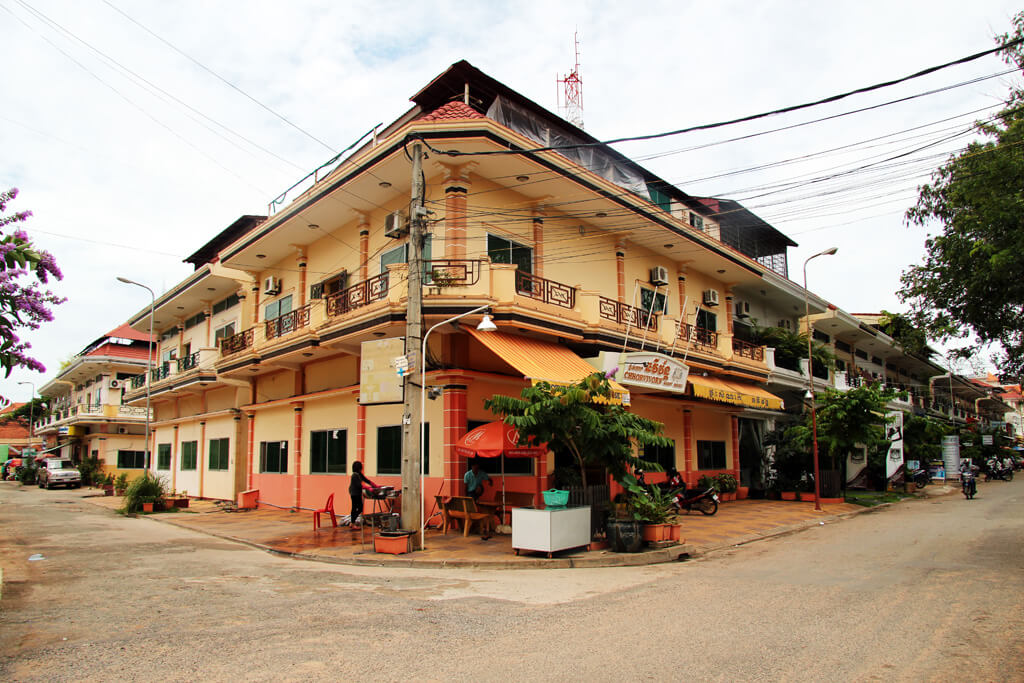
left=313, top=493, right=337, bottom=531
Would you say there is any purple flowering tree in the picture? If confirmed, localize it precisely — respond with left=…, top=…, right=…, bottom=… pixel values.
left=0, top=188, right=65, bottom=377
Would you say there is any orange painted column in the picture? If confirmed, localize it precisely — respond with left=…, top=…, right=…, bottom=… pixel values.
left=677, top=270, right=687, bottom=315
left=251, top=283, right=260, bottom=326
left=682, top=409, right=693, bottom=486
left=724, top=290, right=734, bottom=334
left=356, top=404, right=366, bottom=465
left=616, top=241, right=626, bottom=303
left=532, top=211, right=544, bottom=278
left=198, top=420, right=206, bottom=499
left=536, top=451, right=547, bottom=503
left=443, top=384, right=468, bottom=496
left=444, top=171, right=469, bottom=259
left=246, top=412, right=255, bottom=490
left=359, top=225, right=369, bottom=281
left=730, top=415, right=740, bottom=481
left=293, top=404, right=303, bottom=508
left=297, top=249, right=307, bottom=308
left=171, top=425, right=179, bottom=493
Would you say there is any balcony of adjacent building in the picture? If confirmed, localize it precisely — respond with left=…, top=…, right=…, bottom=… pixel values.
left=34, top=402, right=152, bottom=434
left=121, top=348, right=219, bottom=403
left=211, top=259, right=769, bottom=378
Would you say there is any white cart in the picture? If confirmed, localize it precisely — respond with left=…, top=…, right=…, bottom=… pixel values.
left=511, top=506, right=591, bottom=557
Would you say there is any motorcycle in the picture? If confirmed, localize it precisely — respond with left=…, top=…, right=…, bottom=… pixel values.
left=671, top=486, right=719, bottom=516
left=985, top=458, right=1014, bottom=482
left=909, top=467, right=930, bottom=489
left=961, top=466, right=977, bottom=499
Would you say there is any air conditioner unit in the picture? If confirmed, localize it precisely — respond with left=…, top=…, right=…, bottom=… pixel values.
left=384, top=210, right=408, bottom=239
left=735, top=300, right=751, bottom=318
left=649, top=266, right=670, bottom=286
left=263, top=276, right=281, bottom=296
left=117, top=427, right=128, bottom=434
left=777, top=319, right=793, bottom=330
left=108, top=379, right=121, bottom=389
left=702, top=289, right=720, bottom=307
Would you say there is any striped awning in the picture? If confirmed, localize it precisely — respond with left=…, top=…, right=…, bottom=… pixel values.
left=689, top=375, right=784, bottom=411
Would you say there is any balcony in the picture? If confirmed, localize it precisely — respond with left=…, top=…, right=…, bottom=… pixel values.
left=122, top=348, right=220, bottom=402
left=680, top=323, right=718, bottom=352
left=599, top=297, right=658, bottom=331
left=426, top=259, right=482, bottom=288
left=265, top=304, right=311, bottom=341
left=34, top=403, right=151, bottom=432
left=177, top=351, right=200, bottom=372
left=731, top=337, right=765, bottom=362
left=220, top=328, right=255, bottom=356
left=515, top=271, right=576, bottom=310
left=325, top=273, right=389, bottom=318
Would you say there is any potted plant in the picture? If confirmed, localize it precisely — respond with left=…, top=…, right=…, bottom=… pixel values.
left=119, top=472, right=167, bottom=515
left=623, top=474, right=681, bottom=545
left=114, top=472, right=129, bottom=496
left=715, top=473, right=738, bottom=502
left=101, top=473, right=115, bottom=496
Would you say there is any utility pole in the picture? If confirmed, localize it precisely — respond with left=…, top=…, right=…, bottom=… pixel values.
left=401, top=142, right=425, bottom=544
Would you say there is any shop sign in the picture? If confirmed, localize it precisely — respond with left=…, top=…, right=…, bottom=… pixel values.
left=359, top=338, right=406, bottom=404
left=593, top=351, right=689, bottom=393
left=885, top=410, right=904, bottom=479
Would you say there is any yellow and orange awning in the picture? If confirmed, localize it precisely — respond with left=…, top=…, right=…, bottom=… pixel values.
left=466, top=328, right=630, bottom=405
left=689, top=375, right=784, bottom=411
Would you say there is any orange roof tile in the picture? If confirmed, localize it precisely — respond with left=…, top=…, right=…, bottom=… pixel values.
left=419, top=101, right=485, bottom=121
left=105, top=323, right=153, bottom=343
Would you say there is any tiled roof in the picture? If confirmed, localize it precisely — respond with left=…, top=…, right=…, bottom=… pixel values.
left=87, top=343, right=153, bottom=361
left=105, top=323, right=153, bottom=343
left=0, top=423, right=29, bottom=439
left=419, top=101, right=485, bottom=121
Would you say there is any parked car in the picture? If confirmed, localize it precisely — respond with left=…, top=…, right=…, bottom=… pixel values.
left=37, top=458, right=81, bottom=489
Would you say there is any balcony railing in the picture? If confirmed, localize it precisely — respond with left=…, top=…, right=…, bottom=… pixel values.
left=265, top=304, right=311, bottom=341
left=150, top=363, right=171, bottom=383
left=599, top=297, right=658, bottom=331
left=177, top=351, right=200, bottom=373
left=425, top=259, right=481, bottom=287
left=326, top=273, right=389, bottom=318
left=680, top=323, right=718, bottom=350
left=221, top=328, right=255, bottom=355
left=731, top=337, right=764, bottom=361
left=515, top=271, right=576, bottom=309
left=130, top=374, right=147, bottom=389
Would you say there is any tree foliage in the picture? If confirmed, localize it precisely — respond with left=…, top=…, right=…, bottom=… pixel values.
left=747, top=323, right=833, bottom=373
left=902, top=413, right=950, bottom=463
left=0, top=188, right=65, bottom=378
left=877, top=310, right=932, bottom=359
left=789, top=382, right=902, bottom=470
left=899, top=14, right=1024, bottom=379
left=483, top=372, right=670, bottom=489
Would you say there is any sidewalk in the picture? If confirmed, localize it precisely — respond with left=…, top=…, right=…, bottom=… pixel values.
left=83, top=493, right=869, bottom=569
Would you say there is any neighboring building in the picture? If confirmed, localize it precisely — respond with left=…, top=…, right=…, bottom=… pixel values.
left=34, top=324, right=154, bottom=478
left=0, top=403, right=34, bottom=461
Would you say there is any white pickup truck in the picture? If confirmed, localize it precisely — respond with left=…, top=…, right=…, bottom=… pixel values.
left=37, top=458, right=82, bottom=489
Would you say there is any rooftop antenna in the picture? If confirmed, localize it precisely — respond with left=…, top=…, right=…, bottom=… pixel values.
left=557, top=32, right=584, bottom=129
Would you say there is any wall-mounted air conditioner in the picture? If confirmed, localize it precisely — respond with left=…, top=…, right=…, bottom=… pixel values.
left=108, top=379, right=121, bottom=389
left=384, top=210, right=408, bottom=239
left=735, top=301, right=751, bottom=318
left=649, top=266, right=670, bottom=286
left=263, top=276, right=281, bottom=296
left=703, top=289, right=720, bottom=307
left=118, top=427, right=128, bottom=434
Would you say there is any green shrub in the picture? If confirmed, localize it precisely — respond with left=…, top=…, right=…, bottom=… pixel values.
left=114, top=472, right=129, bottom=493
left=120, top=473, right=167, bottom=514
left=714, top=473, right=738, bottom=493
left=697, top=474, right=719, bottom=492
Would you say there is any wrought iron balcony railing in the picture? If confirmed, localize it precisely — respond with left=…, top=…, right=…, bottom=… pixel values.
left=220, top=328, right=254, bottom=355
left=130, top=374, right=146, bottom=390
left=150, top=363, right=171, bottom=383
left=598, top=297, right=658, bottom=331
left=425, top=259, right=481, bottom=287
left=515, top=271, right=576, bottom=309
left=731, top=337, right=764, bottom=361
left=326, top=273, right=389, bottom=318
left=265, top=304, right=311, bottom=341
left=680, top=323, right=718, bottom=350
left=177, top=351, right=200, bottom=372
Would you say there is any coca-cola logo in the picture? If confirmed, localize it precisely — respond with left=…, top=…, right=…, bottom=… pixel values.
left=464, top=429, right=485, bottom=445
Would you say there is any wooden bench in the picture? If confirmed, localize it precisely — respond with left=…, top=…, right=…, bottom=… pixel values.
left=441, top=496, right=495, bottom=537
left=482, top=491, right=536, bottom=525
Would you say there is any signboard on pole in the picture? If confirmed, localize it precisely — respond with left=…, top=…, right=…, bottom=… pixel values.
left=885, top=410, right=904, bottom=480
left=942, top=435, right=961, bottom=480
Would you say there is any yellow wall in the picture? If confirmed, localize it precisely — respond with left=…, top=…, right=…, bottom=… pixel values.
left=202, top=414, right=241, bottom=500
left=302, top=397, right=358, bottom=475
left=252, top=405, right=293, bottom=471
left=257, top=370, right=297, bottom=403
left=305, top=355, right=357, bottom=394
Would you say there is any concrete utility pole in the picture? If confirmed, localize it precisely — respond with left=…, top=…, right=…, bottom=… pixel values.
left=401, top=142, right=425, bottom=543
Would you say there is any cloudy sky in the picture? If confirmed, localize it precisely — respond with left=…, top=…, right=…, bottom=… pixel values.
left=2, top=0, right=1020, bottom=401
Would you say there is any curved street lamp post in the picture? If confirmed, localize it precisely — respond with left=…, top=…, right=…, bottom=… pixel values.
left=803, top=247, right=838, bottom=512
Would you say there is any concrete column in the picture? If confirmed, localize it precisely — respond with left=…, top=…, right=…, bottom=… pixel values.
left=683, top=409, right=693, bottom=486
left=198, top=420, right=206, bottom=499
left=731, top=414, right=740, bottom=481
left=356, top=403, right=366, bottom=464
left=532, top=209, right=545, bottom=278
left=293, top=404, right=303, bottom=508
left=724, top=289, right=734, bottom=335
left=443, top=385, right=468, bottom=495
left=444, top=169, right=471, bottom=259
left=246, top=412, right=255, bottom=491
left=616, top=240, right=627, bottom=303
left=296, top=248, right=307, bottom=308
left=359, top=221, right=370, bottom=281
left=171, top=424, right=179, bottom=493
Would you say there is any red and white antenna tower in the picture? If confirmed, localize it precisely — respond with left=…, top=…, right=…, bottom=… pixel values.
left=557, top=32, right=584, bottom=129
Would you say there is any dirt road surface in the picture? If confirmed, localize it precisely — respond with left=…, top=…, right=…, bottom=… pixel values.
left=1, top=480, right=1021, bottom=682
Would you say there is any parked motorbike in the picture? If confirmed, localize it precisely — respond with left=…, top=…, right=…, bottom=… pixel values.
left=961, top=466, right=977, bottom=499
left=909, top=467, right=930, bottom=489
left=671, top=486, right=719, bottom=516
left=984, top=458, right=1014, bottom=482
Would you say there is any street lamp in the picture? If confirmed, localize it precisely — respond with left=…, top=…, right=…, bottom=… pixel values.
left=116, top=277, right=155, bottom=470
left=803, top=247, right=838, bottom=512
left=17, top=381, right=35, bottom=445
left=419, top=305, right=496, bottom=550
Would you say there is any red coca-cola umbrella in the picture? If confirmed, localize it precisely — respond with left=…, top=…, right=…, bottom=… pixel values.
left=455, top=422, right=546, bottom=510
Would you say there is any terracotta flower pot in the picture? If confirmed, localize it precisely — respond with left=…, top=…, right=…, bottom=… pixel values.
left=374, top=531, right=412, bottom=555
left=641, top=523, right=674, bottom=542
left=142, top=502, right=154, bottom=513
left=736, top=486, right=749, bottom=500
left=781, top=491, right=798, bottom=501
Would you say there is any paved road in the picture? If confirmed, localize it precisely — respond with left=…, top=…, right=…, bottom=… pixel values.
left=1, top=479, right=1021, bottom=682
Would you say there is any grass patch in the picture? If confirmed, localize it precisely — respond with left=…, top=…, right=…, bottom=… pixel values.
left=844, top=490, right=913, bottom=507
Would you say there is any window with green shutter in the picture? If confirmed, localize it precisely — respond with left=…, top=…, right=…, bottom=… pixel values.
left=208, top=438, right=230, bottom=471
left=180, top=441, right=198, bottom=470
left=157, top=443, right=171, bottom=470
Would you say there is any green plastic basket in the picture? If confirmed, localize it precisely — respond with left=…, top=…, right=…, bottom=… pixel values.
left=542, top=489, right=569, bottom=507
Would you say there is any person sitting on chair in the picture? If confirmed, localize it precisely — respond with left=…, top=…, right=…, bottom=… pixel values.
left=348, top=461, right=377, bottom=529
left=464, top=459, right=491, bottom=501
